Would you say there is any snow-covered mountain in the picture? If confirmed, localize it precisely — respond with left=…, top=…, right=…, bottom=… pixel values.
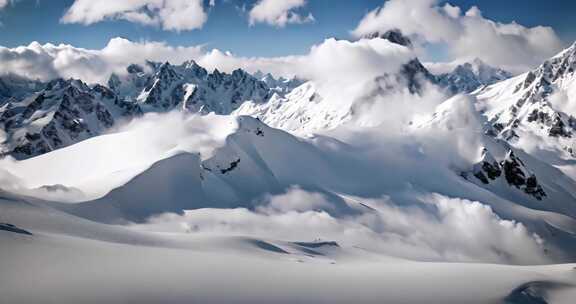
left=109, top=60, right=272, bottom=113
left=437, top=58, right=512, bottom=94
left=363, top=30, right=512, bottom=95
left=236, top=32, right=439, bottom=134
left=0, top=62, right=277, bottom=159
left=474, top=42, right=576, bottom=169
left=0, top=78, right=141, bottom=159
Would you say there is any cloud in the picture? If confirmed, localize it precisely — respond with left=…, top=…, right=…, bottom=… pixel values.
left=352, top=0, right=563, bottom=72
left=0, top=0, right=7, bottom=9
left=134, top=190, right=549, bottom=264
left=249, top=0, right=314, bottom=27
left=0, top=38, right=204, bottom=83
left=61, top=0, right=208, bottom=31
left=256, top=186, right=336, bottom=214
left=0, top=36, right=414, bottom=86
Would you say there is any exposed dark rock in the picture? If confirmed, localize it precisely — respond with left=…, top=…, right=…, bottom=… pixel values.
left=364, top=29, right=413, bottom=48
left=0, top=223, right=33, bottom=236
left=501, top=150, right=547, bottom=200
left=220, top=159, right=241, bottom=174
left=472, top=148, right=502, bottom=184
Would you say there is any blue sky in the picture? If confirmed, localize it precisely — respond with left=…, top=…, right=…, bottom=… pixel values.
left=0, top=0, right=575, bottom=58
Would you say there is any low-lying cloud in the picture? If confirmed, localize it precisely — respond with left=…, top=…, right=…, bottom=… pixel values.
left=136, top=188, right=549, bottom=265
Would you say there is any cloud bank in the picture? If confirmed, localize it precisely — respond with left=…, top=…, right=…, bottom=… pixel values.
left=249, top=0, right=314, bottom=27
left=135, top=189, right=549, bottom=265
left=61, top=0, right=208, bottom=31
left=353, top=0, right=563, bottom=72
left=0, top=36, right=414, bottom=85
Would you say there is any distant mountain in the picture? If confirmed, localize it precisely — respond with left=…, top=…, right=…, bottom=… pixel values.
left=0, top=61, right=277, bottom=159
left=109, top=61, right=272, bottom=114
left=437, top=59, right=512, bottom=94
left=0, top=74, right=45, bottom=105
left=253, top=71, right=304, bottom=95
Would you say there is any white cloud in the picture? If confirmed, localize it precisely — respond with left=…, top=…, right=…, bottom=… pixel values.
left=352, top=0, right=563, bottom=72
left=256, top=186, right=335, bottom=214
left=0, top=0, right=8, bottom=9
left=0, top=36, right=414, bottom=87
left=134, top=191, right=549, bottom=264
left=249, top=0, right=314, bottom=27
left=61, top=0, right=208, bottom=31
left=0, top=38, right=205, bottom=83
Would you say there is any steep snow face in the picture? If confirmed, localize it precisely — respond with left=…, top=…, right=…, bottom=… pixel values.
left=110, top=61, right=272, bottom=114
left=437, top=59, right=512, bottom=94
left=59, top=153, right=209, bottom=224
left=235, top=58, right=442, bottom=134
left=234, top=82, right=345, bottom=133
left=475, top=43, right=576, bottom=168
left=416, top=95, right=576, bottom=219
left=1, top=112, right=237, bottom=200
left=0, top=78, right=140, bottom=159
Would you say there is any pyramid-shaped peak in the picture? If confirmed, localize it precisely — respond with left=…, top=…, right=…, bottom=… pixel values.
left=363, top=29, right=412, bottom=48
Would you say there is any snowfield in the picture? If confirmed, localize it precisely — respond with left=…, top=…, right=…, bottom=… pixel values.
left=1, top=193, right=576, bottom=304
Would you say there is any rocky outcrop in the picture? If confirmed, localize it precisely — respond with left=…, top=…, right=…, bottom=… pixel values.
left=0, top=79, right=140, bottom=159
left=501, top=150, right=547, bottom=200
left=471, top=148, right=546, bottom=201
left=473, top=148, right=502, bottom=184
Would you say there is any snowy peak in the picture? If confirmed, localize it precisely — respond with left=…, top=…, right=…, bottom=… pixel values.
left=475, top=42, right=576, bottom=160
left=0, top=78, right=139, bottom=159
left=111, top=60, right=272, bottom=114
left=363, top=29, right=413, bottom=48
left=438, top=58, right=512, bottom=94
left=522, top=42, right=576, bottom=91
left=397, top=58, right=438, bottom=94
